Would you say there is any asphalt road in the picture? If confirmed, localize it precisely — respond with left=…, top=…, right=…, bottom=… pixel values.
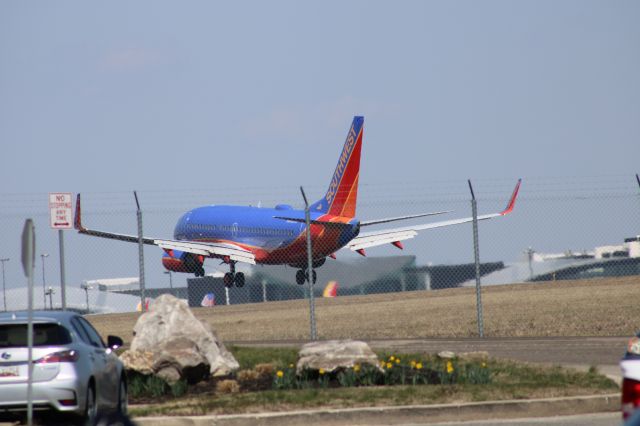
left=235, top=336, right=629, bottom=378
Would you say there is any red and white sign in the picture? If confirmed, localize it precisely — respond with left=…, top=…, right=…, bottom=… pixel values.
left=49, top=193, right=73, bottom=229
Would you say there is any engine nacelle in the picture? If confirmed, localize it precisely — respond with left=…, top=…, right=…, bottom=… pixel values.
left=162, top=250, right=204, bottom=273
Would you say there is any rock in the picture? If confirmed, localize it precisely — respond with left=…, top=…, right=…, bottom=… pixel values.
left=119, top=350, right=154, bottom=375
left=437, top=351, right=456, bottom=359
left=297, top=340, right=382, bottom=374
left=121, top=294, right=239, bottom=383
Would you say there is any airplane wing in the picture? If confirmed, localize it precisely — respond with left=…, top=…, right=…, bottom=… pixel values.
left=73, top=195, right=256, bottom=265
left=347, top=179, right=521, bottom=254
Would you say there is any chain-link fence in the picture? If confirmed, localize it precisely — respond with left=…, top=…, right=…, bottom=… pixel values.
left=1, top=175, right=638, bottom=338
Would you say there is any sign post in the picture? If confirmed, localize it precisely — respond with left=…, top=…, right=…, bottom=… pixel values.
left=21, top=219, right=35, bottom=426
left=49, top=193, right=72, bottom=310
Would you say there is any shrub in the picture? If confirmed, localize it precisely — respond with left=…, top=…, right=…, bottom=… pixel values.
left=216, top=379, right=240, bottom=394
left=170, top=379, right=188, bottom=397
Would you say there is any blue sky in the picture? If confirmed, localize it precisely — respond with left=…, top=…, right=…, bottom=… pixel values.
left=0, top=1, right=639, bottom=295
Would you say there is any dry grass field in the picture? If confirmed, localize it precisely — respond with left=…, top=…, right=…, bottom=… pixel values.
left=87, top=276, right=640, bottom=345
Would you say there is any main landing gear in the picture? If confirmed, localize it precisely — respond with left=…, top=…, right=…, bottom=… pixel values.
left=223, top=261, right=245, bottom=288
left=295, top=269, right=317, bottom=285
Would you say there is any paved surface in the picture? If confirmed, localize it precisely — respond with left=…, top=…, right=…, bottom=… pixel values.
left=4, top=337, right=628, bottom=425
left=367, top=336, right=628, bottom=383
left=235, top=336, right=629, bottom=380
left=132, top=394, right=620, bottom=426
left=234, top=336, right=629, bottom=366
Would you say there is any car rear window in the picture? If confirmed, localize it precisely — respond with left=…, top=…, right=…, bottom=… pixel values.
left=0, top=323, right=72, bottom=348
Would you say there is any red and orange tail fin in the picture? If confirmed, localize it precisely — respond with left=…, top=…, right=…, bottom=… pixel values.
left=310, top=116, right=364, bottom=218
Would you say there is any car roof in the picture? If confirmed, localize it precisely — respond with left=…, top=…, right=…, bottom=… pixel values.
left=0, top=310, right=81, bottom=324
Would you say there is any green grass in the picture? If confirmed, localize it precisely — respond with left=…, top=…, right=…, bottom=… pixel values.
left=230, top=345, right=298, bottom=369
left=128, top=346, right=619, bottom=417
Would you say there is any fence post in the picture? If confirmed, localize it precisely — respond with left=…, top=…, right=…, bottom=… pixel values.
left=300, top=187, right=317, bottom=341
left=134, top=191, right=146, bottom=312
left=468, top=180, right=484, bottom=338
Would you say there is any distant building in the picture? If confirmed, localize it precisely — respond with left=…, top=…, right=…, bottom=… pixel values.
left=186, top=256, right=505, bottom=307
left=462, top=235, right=640, bottom=286
left=86, top=276, right=188, bottom=300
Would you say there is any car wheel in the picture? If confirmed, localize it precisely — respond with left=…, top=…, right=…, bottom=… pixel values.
left=83, top=385, right=97, bottom=426
left=117, top=378, right=128, bottom=415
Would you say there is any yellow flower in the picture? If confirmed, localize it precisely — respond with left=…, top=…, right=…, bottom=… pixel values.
left=354, top=364, right=361, bottom=372
left=386, top=362, right=393, bottom=369
left=289, top=363, right=294, bottom=369
left=410, top=360, right=417, bottom=368
left=446, top=361, right=454, bottom=374
left=395, top=358, right=400, bottom=364
left=389, top=356, right=395, bottom=362
left=415, top=362, right=423, bottom=370
left=481, top=362, right=487, bottom=368
left=276, top=370, right=284, bottom=378
left=319, top=368, right=325, bottom=375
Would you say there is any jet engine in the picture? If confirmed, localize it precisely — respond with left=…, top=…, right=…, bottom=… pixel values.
left=162, top=250, right=205, bottom=276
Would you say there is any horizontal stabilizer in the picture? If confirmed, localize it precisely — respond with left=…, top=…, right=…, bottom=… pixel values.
left=273, top=216, right=353, bottom=228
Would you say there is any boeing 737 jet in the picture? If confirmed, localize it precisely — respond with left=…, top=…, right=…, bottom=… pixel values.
left=74, top=116, right=521, bottom=287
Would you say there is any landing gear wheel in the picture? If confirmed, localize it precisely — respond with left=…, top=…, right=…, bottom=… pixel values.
left=223, top=273, right=234, bottom=288
left=195, top=266, right=205, bottom=277
left=305, top=270, right=317, bottom=284
left=235, top=272, right=245, bottom=287
left=296, top=270, right=305, bottom=285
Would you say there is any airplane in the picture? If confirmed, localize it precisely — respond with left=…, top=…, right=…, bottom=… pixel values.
left=74, top=116, right=521, bottom=288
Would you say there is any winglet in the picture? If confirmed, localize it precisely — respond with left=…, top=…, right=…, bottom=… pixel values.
left=500, top=179, right=522, bottom=216
left=74, top=194, right=85, bottom=231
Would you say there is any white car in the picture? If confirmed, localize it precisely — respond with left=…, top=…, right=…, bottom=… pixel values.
left=621, top=332, right=640, bottom=421
left=0, top=311, right=127, bottom=424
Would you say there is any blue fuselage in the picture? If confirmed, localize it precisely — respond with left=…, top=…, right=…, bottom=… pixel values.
left=173, top=205, right=360, bottom=265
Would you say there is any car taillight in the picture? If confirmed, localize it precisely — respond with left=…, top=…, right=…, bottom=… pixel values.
left=622, top=377, right=640, bottom=419
left=36, top=350, right=79, bottom=364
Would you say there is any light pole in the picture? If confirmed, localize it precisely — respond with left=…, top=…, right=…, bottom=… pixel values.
left=0, top=258, right=9, bottom=311
left=45, top=287, right=55, bottom=310
left=80, top=282, right=92, bottom=313
left=164, top=271, right=173, bottom=290
left=40, top=254, right=49, bottom=310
